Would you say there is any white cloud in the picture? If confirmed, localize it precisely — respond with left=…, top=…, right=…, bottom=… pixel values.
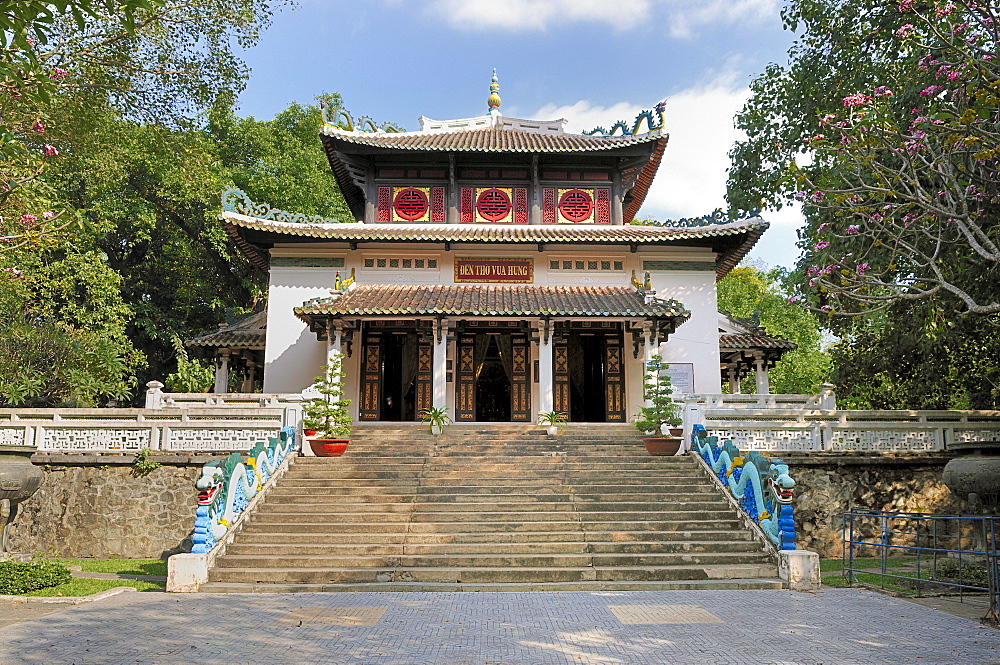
left=416, top=0, right=778, bottom=35
left=422, top=0, right=652, bottom=32
left=534, top=76, right=804, bottom=268
left=665, top=0, right=779, bottom=39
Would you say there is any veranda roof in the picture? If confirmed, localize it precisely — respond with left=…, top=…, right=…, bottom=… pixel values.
left=294, top=284, right=690, bottom=320
left=187, top=310, right=266, bottom=350
left=718, top=333, right=797, bottom=352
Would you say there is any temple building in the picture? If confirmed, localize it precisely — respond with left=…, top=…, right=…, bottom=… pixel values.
left=213, top=73, right=790, bottom=424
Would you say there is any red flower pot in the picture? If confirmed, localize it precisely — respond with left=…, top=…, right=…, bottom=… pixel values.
left=309, top=439, right=350, bottom=457
left=642, top=437, right=682, bottom=456
left=303, top=429, right=318, bottom=436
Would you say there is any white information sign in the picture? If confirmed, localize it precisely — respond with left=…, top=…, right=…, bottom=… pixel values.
left=662, top=363, right=694, bottom=396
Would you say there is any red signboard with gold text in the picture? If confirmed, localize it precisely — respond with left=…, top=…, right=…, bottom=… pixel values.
left=454, top=257, right=533, bottom=283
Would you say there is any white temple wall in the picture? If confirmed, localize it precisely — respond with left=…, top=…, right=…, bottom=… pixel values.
left=263, top=264, right=337, bottom=393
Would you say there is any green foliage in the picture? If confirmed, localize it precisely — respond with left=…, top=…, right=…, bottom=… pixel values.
left=27, top=577, right=164, bottom=596
left=0, top=561, right=72, bottom=595
left=132, top=448, right=161, bottom=475
left=163, top=337, right=213, bottom=393
left=537, top=411, right=567, bottom=426
left=419, top=406, right=452, bottom=434
left=54, top=558, right=167, bottom=576
left=717, top=266, right=831, bottom=394
left=634, top=355, right=682, bottom=434
left=303, top=354, right=352, bottom=438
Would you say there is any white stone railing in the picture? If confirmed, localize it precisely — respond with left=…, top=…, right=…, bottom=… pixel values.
left=682, top=398, right=1000, bottom=453
left=143, top=381, right=305, bottom=410
left=698, top=384, right=837, bottom=410
left=0, top=407, right=301, bottom=453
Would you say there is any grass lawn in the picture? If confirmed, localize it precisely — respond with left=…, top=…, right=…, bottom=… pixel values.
left=15, top=559, right=168, bottom=597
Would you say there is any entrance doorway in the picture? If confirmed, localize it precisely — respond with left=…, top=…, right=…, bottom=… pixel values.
left=358, top=326, right=433, bottom=421
left=455, top=326, right=531, bottom=422
left=475, top=336, right=511, bottom=421
left=554, top=325, right=626, bottom=423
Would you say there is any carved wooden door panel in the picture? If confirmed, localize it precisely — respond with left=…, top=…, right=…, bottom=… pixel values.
left=604, top=334, right=626, bottom=422
left=456, top=333, right=476, bottom=421
left=553, top=337, right=570, bottom=415
left=415, top=340, right=433, bottom=418
left=360, top=332, right=381, bottom=420
left=511, top=334, right=531, bottom=421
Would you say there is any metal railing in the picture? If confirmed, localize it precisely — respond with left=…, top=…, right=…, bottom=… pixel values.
left=842, top=509, right=999, bottom=624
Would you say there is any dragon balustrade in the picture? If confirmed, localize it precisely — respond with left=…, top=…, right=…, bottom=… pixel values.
left=692, top=425, right=797, bottom=551
left=190, top=427, right=296, bottom=554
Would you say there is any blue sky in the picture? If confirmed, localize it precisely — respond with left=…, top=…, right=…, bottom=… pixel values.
left=236, top=0, right=805, bottom=269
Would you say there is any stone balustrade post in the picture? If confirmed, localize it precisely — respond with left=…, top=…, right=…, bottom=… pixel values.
left=145, top=381, right=164, bottom=409
left=682, top=394, right=703, bottom=453
left=819, top=383, right=837, bottom=410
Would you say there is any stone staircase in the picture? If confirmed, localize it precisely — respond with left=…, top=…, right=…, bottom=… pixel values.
left=199, top=424, right=781, bottom=592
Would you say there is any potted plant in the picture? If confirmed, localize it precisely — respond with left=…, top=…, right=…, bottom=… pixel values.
left=302, top=353, right=352, bottom=457
left=419, top=406, right=452, bottom=435
left=634, top=354, right=683, bottom=455
left=538, top=411, right=567, bottom=436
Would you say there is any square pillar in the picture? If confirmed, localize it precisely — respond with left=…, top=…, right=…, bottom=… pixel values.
left=538, top=325, right=554, bottom=416
left=754, top=352, right=770, bottom=395
left=213, top=351, right=230, bottom=394
left=433, top=321, right=448, bottom=410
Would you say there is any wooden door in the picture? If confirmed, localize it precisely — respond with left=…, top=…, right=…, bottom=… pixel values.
left=604, top=334, right=626, bottom=422
left=456, top=333, right=476, bottom=421
left=511, top=334, right=531, bottom=421
left=359, top=332, right=381, bottom=420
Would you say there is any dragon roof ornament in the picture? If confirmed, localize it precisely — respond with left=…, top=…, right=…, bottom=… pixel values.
left=584, top=101, right=666, bottom=137
left=221, top=188, right=349, bottom=225
left=320, top=101, right=405, bottom=133
left=631, top=207, right=762, bottom=229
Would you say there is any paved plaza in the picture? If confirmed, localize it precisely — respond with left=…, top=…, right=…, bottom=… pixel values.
left=1, top=589, right=998, bottom=665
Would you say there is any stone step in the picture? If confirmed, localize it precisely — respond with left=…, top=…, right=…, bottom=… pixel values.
left=235, top=529, right=748, bottom=545
left=257, top=498, right=729, bottom=512
left=250, top=509, right=734, bottom=523
left=224, top=539, right=761, bottom=557
left=207, top=563, right=779, bottom=585
left=239, top=518, right=744, bottom=534
left=266, top=490, right=722, bottom=502
left=197, top=578, right=785, bottom=593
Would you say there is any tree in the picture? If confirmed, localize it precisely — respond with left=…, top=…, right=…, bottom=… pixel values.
left=730, top=0, right=999, bottom=319
left=717, top=266, right=831, bottom=394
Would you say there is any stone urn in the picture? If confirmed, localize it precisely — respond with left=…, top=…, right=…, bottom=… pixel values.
left=0, top=444, right=44, bottom=556
left=942, top=441, right=1000, bottom=512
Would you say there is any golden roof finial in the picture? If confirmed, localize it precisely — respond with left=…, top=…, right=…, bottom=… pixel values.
left=487, top=68, right=502, bottom=116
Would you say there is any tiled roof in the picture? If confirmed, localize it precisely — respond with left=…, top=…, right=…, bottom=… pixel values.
left=187, top=311, right=266, bottom=349
left=718, top=333, right=797, bottom=351
left=320, top=125, right=664, bottom=153
left=221, top=213, right=768, bottom=280
left=294, top=284, right=690, bottom=319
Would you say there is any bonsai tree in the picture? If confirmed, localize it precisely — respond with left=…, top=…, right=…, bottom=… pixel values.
left=634, top=354, right=682, bottom=435
left=302, top=352, right=352, bottom=439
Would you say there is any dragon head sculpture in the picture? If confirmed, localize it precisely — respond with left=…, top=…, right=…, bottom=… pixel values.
left=195, top=466, right=224, bottom=506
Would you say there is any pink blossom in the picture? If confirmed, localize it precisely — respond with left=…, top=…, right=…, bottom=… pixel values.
left=820, top=114, right=837, bottom=124
left=2, top=267, right=25, bottom=279
left=874, top=86, right=893, bottom=97
left=984, top=54, right=995, bottom=61
left=8, top=89, right=21, bottom=99
left=947, top=70, right=961, bottom=81
left=49, top=68, right=68, bottom=80
left=31, top=120, right=44, bottom=134
left=919, top=86, right=943, bottom=97
left=814, top=240, right=830, bottom=251
left=42, top=144, right=58, bottom=157
left=833, top=121, right=848, bottom=128
left=820, top=305, right=833, bottom=312
left=857, top=263, right=870, bottom=275
left=811, top=191, right=825, bottom=204
left=41, top=210, right=55, bottom=219
left=842, top=93, right=872, bottom=107
left=935, top=3, right=954, bottom=17
left=898, top=0, right=914, bottom=11
left=787, top=295, right=803, bottom=304
left=816, top=222, right=829, bottom=233
left=20, top=214, right=37, bottom=226
left=793, top=191, right=808, bottom=202
left=846, top=225, right=861, bottom=234
left=809, top=278, right=819, bottom=287
left=895, top=24, right=913, bottom=37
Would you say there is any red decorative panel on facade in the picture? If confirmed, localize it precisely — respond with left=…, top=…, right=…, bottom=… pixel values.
left=460, top=188, right=474, bottom=223
left=377, top=187, right=391, bottom=222
left=596, top=188, right=611, bottom=224
left=393, top=187, right=429, bottom=221
left=542, top=188, right=556, bottom=224
left=558, top=189, right=594, bottom=223
left=476, top=188, right=512, bottom=222
left=431, top=187, right=445, bottom=224
left=514, top=187, right=528, bottom=225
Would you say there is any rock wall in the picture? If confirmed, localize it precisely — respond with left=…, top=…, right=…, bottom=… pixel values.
left=8, top=455, right=204, bottom=560
left=784, top=453, right=964, bottom=557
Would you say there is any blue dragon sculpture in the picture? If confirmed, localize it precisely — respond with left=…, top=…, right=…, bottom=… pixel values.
left=692, top=425, right=797, bottom=551
left=190, top=427, right=296, bottom=554
left=321, top=101, right=405, bottom=133
left=584, top=102, right=666, bottom=137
